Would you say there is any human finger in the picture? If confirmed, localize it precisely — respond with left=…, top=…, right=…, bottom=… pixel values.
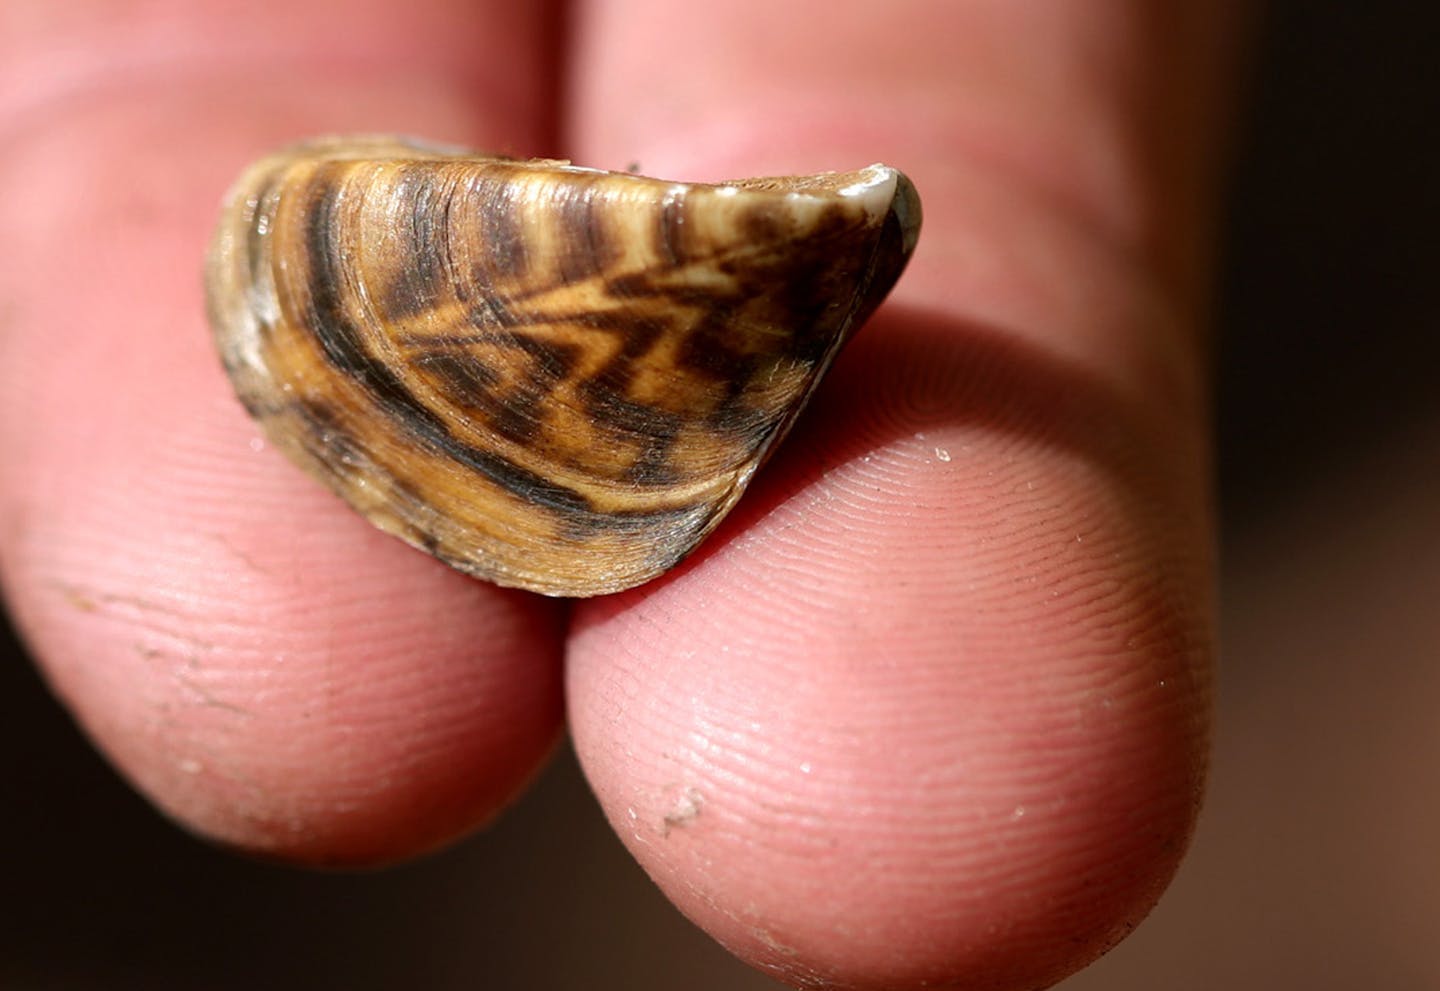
left=0, top=0, right=566, bottom=864
left=564, top=2, right=1235, bottom=987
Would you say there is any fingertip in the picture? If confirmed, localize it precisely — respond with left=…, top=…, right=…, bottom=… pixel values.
left=566, top=305, right=1212, bottom=987
left=4, top=406, right=567, bottom=863
left=0, top=4, right=570, bottom=862
left=570, top=571, right=1206, bottom=989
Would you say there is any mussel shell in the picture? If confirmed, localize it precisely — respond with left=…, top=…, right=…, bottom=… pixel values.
left=206, top=136, right=920, bottom=596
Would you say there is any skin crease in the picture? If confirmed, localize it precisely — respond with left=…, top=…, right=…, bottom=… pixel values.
left=0, top=1, right=1238, bottom=988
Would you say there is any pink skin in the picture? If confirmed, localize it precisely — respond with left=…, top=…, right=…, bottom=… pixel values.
left=0, top=1, right=1237, bottom=988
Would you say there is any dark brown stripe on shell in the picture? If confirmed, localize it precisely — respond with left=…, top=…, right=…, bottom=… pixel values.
left=481, top=333, right=581, bottom=445
left=298, top=178, right=604, bottom=523
left=551, top=498, right=713, bottom=542
left=553, top=173, right=624, bottom=285
left=474, top=168, right=530, bottom=279
left=378, top=164, right=458, bottom=320
left=409, top=350, right=502, bottom=408
left=579, top=376, right=683, bottom=443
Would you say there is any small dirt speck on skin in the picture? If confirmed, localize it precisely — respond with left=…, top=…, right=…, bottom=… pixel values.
left=58, top=583, right=98, bottom=612
left=660, top=785, right=704, bottom=836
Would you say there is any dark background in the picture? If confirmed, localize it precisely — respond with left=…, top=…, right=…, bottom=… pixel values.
left=1215, top=4, right=1439, bottom=519
left=5, top=4, right=1438, bottom=988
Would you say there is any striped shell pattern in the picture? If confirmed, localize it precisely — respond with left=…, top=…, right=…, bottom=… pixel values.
left=205, top=136, right=921, bottom=596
